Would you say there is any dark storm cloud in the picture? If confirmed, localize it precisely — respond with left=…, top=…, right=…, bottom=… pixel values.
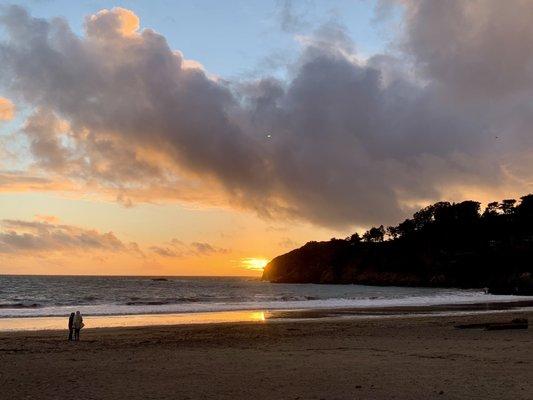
left=0, top=3, right=532, bottom=229
left=402, top=0, right=533, bottom=100
left=22, top=108, right=70, bottom=170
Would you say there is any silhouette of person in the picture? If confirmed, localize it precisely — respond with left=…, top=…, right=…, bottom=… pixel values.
left=73, top=311, right=84, bottom=341
left=68, top=312, right=75, bottom=341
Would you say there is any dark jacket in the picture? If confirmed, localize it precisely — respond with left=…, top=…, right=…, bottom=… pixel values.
left=68, top=314, right=74, bottom=329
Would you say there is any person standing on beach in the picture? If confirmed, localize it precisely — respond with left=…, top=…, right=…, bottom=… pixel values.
left=68, top=312, right=75, bottom=341
left=73, top=311, right=84, bottom=341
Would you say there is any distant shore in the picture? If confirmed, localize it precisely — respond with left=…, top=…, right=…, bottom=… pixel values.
left=0, top=310, right=531, bottom=400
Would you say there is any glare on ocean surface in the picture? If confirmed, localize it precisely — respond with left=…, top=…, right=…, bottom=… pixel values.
left=241, top=258, right=269, bottom=271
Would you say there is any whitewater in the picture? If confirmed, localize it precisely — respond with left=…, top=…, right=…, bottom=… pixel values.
left=1, top=275, right=530, bottom=318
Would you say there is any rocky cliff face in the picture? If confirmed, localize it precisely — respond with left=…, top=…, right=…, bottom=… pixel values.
left=262, top=197, right=533, bottom=296
left=262, top=239, right=533, bottom=295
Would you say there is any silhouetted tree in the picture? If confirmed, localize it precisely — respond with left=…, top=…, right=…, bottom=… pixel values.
left=457, top=201, right=480, bottom=219
left=483, top=201, right=499, bottom=217
left=387, top=225, right=400, bottom=240
left=412, top=206, right=434, bottom=230
left=396, top=218, right=415, bottom=238
left=363, top=225, right=385, bottom=242
left=347, top=233, right=361, bottom=243
left=499, top=199, right=516, bottom=215
left=431, top=202, right=452, bottom=223
left=518, top=194, right=533, bottom=216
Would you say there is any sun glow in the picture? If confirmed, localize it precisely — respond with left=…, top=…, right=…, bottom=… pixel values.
left=241, top=257, right=269, bottom=271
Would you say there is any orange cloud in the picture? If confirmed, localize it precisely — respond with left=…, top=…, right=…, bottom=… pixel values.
left=0, top=217, right=247, bottom=275
left=0, top=219, right=127, bottom=254
left=150, top=239, right=229, bottom=258
left=0, top=97, right=14, bottom=121
left=0, top=171, right=72, bottom=192
left=86, top=7, right=140, bottom=38
left=34, top=214, right=60, bottom=223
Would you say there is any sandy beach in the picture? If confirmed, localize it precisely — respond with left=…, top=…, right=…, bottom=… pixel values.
left=0, top=310, right=531, bottom=400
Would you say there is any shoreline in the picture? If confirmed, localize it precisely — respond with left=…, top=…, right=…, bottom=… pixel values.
left=1, top=299, right=531, bottom=332
left=1, top=310, right=531, bottom=399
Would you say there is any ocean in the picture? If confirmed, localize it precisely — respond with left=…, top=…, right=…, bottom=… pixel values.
left=0, top=275, right=529, bottom=319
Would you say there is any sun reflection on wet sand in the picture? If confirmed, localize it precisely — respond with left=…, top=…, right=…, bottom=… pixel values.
left=0, top=310, right=268, bottom=332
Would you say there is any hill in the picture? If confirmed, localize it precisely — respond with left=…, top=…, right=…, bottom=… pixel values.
left=262, top=195, right=533, bottom=295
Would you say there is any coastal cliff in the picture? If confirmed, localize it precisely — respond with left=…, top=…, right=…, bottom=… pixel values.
left=262, top=195, right=533, bottom=295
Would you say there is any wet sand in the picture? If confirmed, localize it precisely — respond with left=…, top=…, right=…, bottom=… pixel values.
left=0, top=310, right=531, bottom=400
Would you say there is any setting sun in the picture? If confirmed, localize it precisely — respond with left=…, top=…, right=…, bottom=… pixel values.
left=241, top=258, right=269, bottom=271
left=1, top=2, right=531, bottom=399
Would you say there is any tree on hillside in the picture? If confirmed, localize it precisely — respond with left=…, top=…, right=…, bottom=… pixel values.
left=451, top=201, right=481, bottom=222
left=518, top=194, right=533, bottom=216
left=386, top=225, right=400, bottom=240
left=483, top=201, right=499, bottom=217
left=499, top=199, right=516, bottom=215
left=346, top=233, right=361, bottom=243
left=363, top=225, right=385, bottom=242
left=396, top=218, right=415, bottom=238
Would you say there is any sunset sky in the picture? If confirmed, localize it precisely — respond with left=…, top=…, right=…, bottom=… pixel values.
left=1, top=0, right=533, bottom=275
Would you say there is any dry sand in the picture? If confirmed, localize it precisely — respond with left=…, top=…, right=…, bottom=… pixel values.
left=0, top=311, right=532, bottom=400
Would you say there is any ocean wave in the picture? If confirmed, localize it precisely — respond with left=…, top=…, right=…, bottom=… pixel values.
left=0, top=303, right=41, bottom=309
left=0, top=292, right=531, bottom=318
left=125, top=298, right=201, bottom=305
left=1, top=276, right=531, bottom=319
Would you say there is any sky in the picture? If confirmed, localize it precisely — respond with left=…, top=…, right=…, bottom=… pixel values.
left=1, top=0, right=533, bottom=276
